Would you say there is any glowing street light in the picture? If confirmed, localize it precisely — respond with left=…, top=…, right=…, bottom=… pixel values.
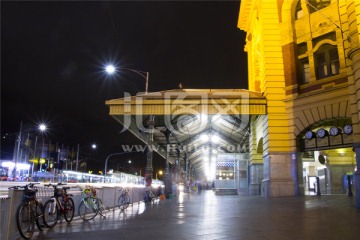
left=104, top=64, right=149, bottom=94
left=39, top=123, right=47, bottom=132
left=105, top=65, right=115, bottom=74
left=156, top=170, right=163, bottom=179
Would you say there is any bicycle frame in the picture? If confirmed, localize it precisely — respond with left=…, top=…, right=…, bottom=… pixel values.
left=9, top=183, right=44, bottom=240
left=26, top=198, right=43, bottom=225
left=45, top=183, right=71, bottom=213
left=43, top=183, right=75, bottom=228
left=79, top=186, right=106, bottom=220
left=47, top=196, right=64, bottom=215
left=52, top=193, right=68, bottom=214
left=119, top=188, right=129, bottom=198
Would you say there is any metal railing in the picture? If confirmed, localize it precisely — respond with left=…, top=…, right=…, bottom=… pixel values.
left=0, top=184, right=157, bottom=240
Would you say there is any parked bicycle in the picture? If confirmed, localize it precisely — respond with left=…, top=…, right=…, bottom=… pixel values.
left=42, top=183, right=75, bottom=228
left=117, top=187, right=130, bottom=210
left=78, top=186, right=106, bottom=220
left=143, top=188, right=156, bottom=203
left=8, top=183, right=45, bottom=240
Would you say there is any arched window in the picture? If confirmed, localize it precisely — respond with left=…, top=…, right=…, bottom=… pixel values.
left=314, top=44, right=339, bottom=79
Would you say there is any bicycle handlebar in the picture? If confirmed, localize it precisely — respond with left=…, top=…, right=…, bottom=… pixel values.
left=44, top=183, right=68, bottom=189
left=44, top=182, right=67, bottom=187
left=8, top=182, right=39, bottom=190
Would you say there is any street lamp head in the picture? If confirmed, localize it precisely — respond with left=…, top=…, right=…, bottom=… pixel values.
left=105, top=64, right=116, bottom=74
left=91, top=144, right=97, bottom=149
left=38, top=124, right=47, bottom=132
left=103, top=64, right=149, bottom=94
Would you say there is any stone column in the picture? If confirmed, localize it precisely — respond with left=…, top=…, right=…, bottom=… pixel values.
left=348, top=47, right=360, bottom=208
left=145, top=115, right=155, bottom=187
left=346, top=0, right=360, bottom=208
left=164, top=129, right=172, bottom=198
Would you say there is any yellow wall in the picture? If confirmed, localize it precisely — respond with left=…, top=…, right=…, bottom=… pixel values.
left=239, top=0, right=360, bottom=197
left=241, top=1, right=290, bottom=155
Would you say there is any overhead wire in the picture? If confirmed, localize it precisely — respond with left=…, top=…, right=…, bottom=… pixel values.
left=305, top=0, right=358, bottom=46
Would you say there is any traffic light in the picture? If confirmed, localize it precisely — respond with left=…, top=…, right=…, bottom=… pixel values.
left=41, top=163, right=48, bottom=172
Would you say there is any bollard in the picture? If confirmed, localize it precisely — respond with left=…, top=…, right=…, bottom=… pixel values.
left=316, top=177, right=321, bottom=196
left=347, top=175, right=353, bottom=197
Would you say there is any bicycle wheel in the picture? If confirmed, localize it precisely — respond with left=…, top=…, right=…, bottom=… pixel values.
left=78, top=197, right=99, bottom=221
left=43, top=199, right=59, bottom=228
left=64, top=198, right=75, bottom=222
left=16, top=203, right=35, bottom=240
left=118, top=195, right=130, bottom=210
left=35, top=202, right=45, bottom=230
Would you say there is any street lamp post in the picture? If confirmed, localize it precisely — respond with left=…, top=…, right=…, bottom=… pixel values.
left=73, top=144, right=96, bottom=173
left=30, top=124, right=47, bottom=179
left=104, top=64, right=153, bottom=185
left=104, top=151, right=138, bottom=183
left=75, top=144, right=80, bottom=171
left=128, top=160, right=132, bottom=174
left=145, top=115, right=155, bottom=186
left=14, top=121, right=23, bottom=177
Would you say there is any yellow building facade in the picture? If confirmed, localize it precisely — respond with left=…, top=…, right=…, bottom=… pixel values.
left=238, top=0, right=360, bottom=207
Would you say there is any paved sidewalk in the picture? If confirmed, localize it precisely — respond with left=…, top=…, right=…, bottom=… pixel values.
left=27, top=190, right=360, bottom=240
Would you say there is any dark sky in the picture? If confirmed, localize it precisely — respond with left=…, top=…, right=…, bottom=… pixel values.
left=1, top=1, right=247, bottom=171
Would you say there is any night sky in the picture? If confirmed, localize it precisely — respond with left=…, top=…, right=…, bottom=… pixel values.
left=1, top=1, right=247, bottom=172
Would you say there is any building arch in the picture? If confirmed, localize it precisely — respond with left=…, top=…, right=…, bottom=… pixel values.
left=281, top=0, right=299, bottom=23
left=297, top=115, right=355, bottom=195
left=256, top=137, right=263, bottom=154
left=298, top=117, right=352, bottom=138
left=292, top=96, right=351, bottom=138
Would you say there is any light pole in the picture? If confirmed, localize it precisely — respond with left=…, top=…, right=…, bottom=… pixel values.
left=75, top=144, right=80, bottom=171
left=104, top=65, right=149, bottom=94
left=103, top=151, right=139, bottom=183
left=31, top=123, right=47, bottom=179
left=145, top=115, right=155, bottom=186
left=104, top=64, right=154, bottom=186
left=73, top=144, right=97, bottom=173
left=128, top=160, right=132, bottom=174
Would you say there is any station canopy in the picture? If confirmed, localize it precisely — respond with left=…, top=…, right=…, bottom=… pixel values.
left=105, top=89, right=266, bottom=179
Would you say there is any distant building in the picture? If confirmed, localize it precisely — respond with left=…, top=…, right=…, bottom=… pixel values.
left=238, top=0, right=360, bottom=206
